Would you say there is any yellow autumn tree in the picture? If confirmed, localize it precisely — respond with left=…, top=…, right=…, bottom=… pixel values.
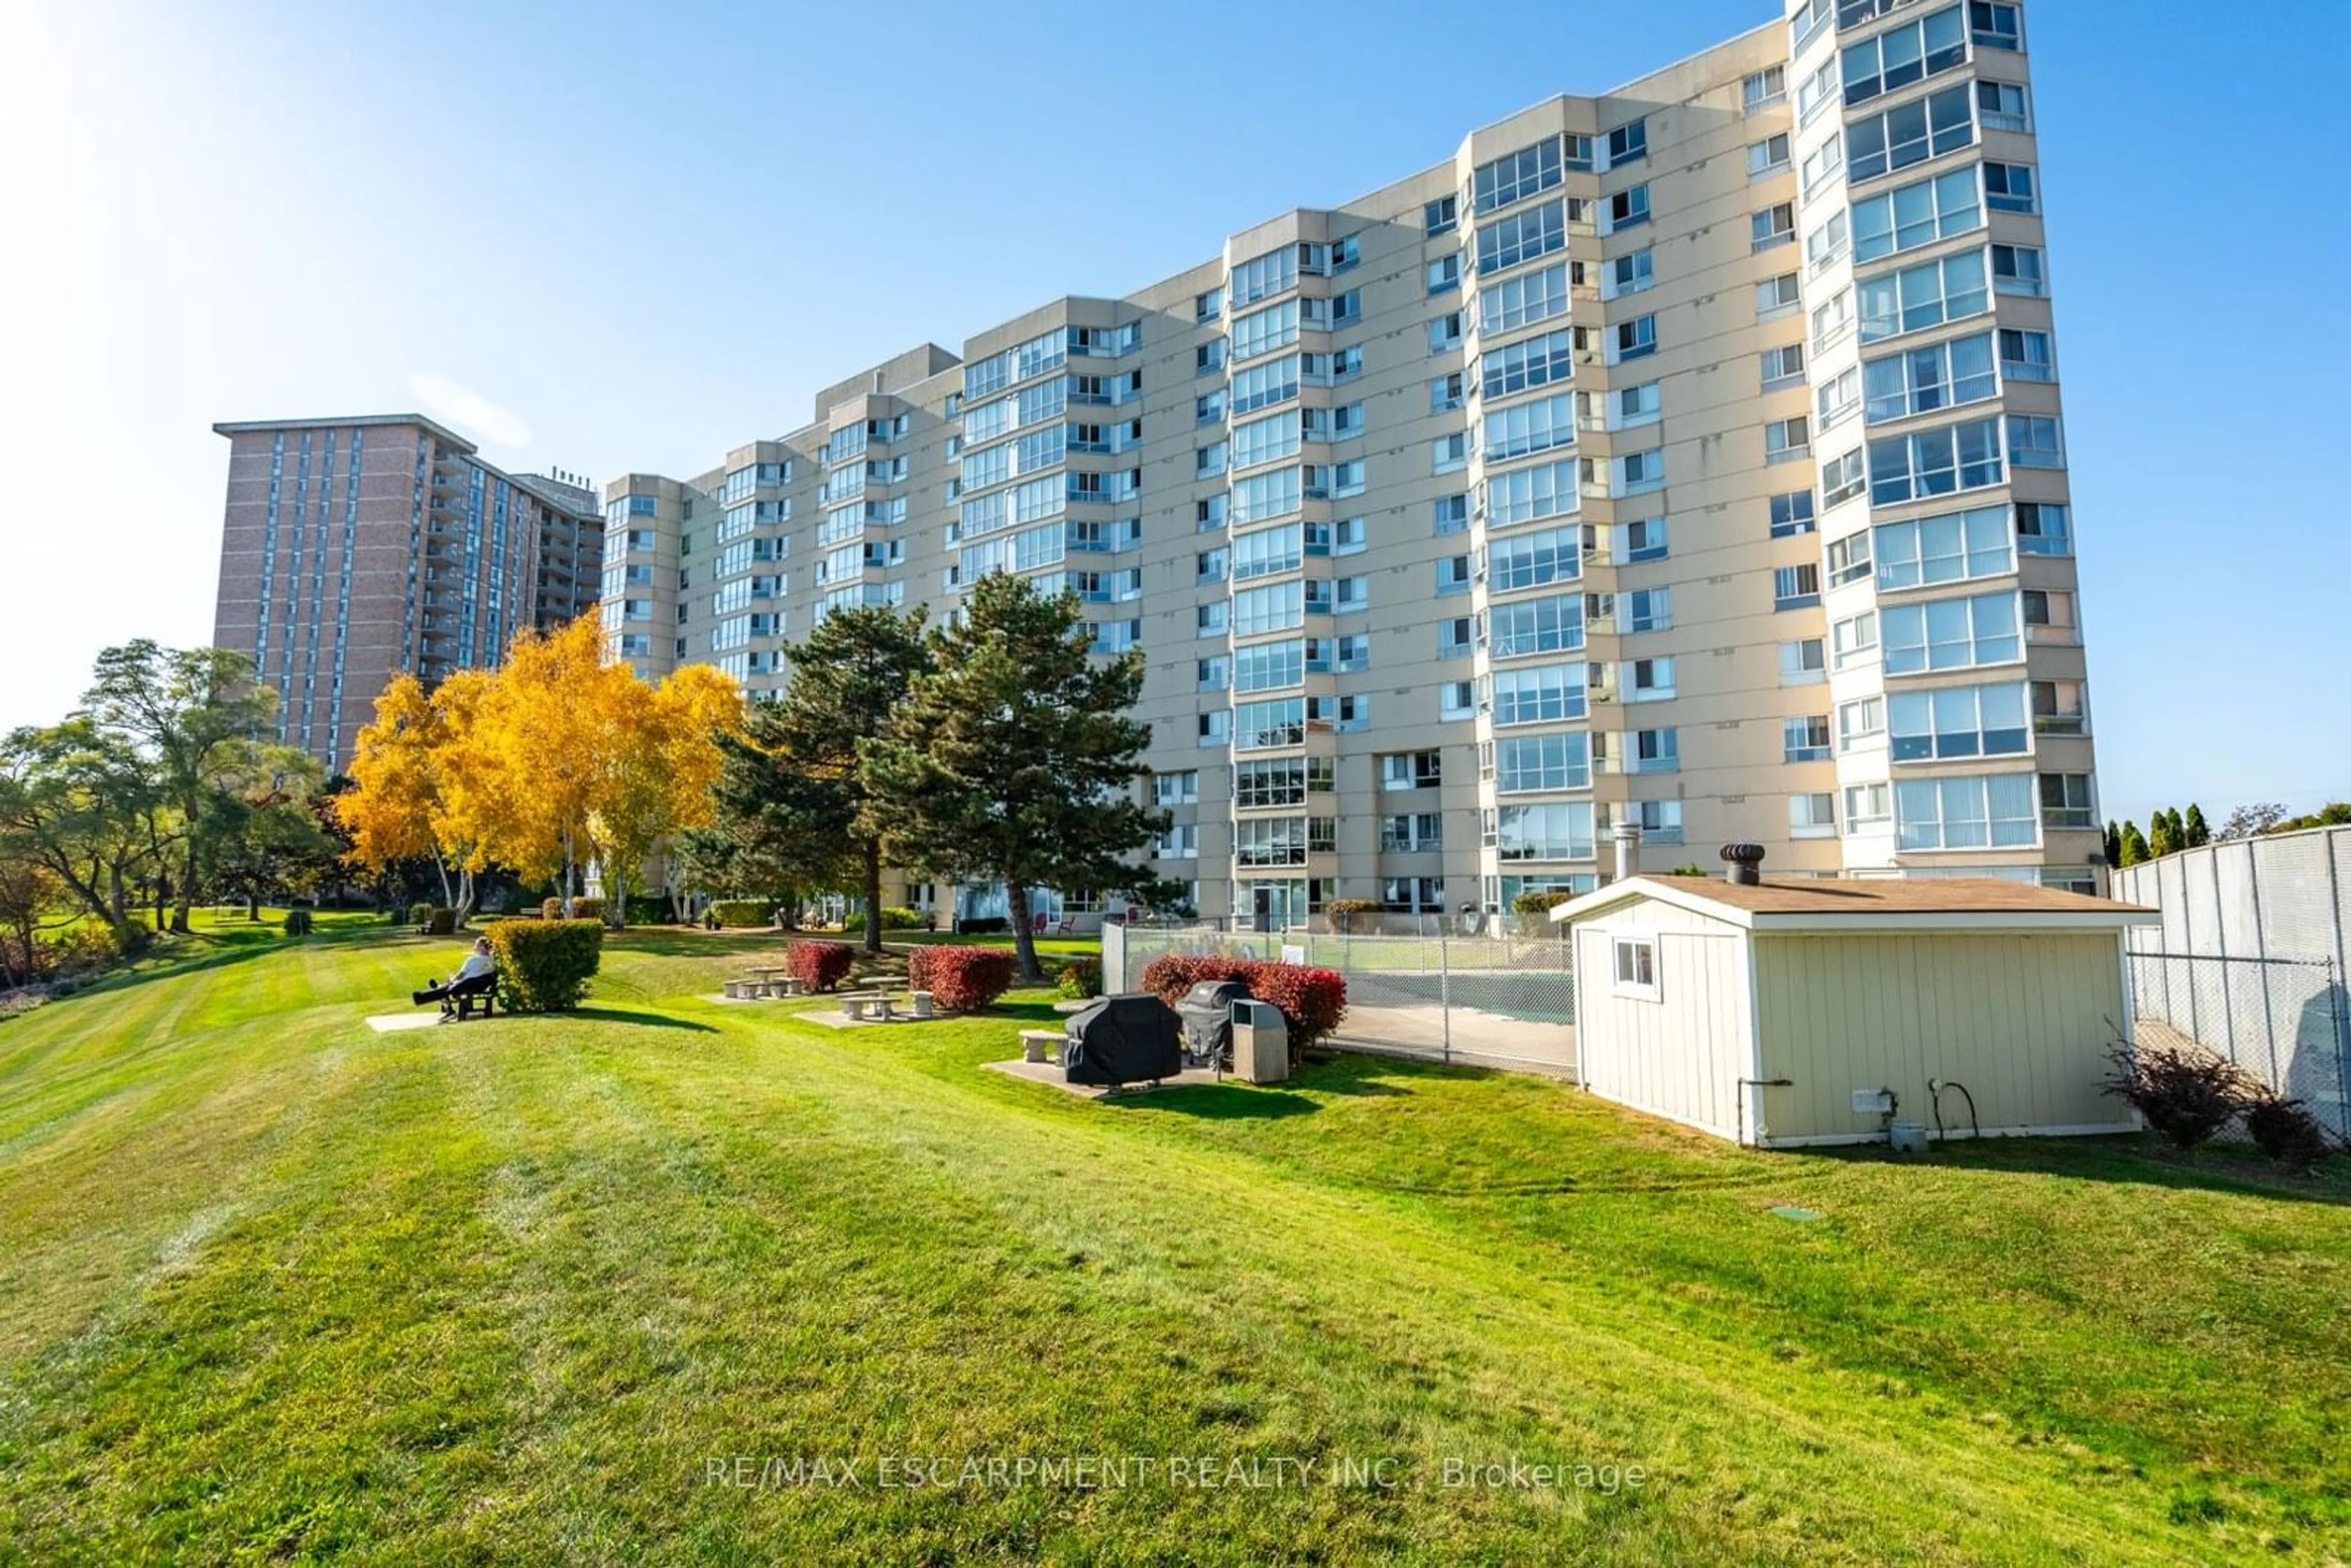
left=463, top=616, right=740, bottom=920
left=337, top=671, right=493, bottom=917
left=587, top=662, right=741, bottom=923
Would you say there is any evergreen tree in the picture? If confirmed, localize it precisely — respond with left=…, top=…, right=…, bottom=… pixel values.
left=2182, top=803, right=2211, bottom=849
left=864, top=573, right=1172, bottom=981
left=2148, top=811, right=2179, bottom=859
left=768, top=604, right=932, bottom=955
left=2102, top=820, right=2123, bottom=869
left=2119, top=820, right=2151, bottom=866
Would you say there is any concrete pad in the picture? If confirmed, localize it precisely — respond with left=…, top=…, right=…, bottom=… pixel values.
left=366, top=1012, right=445, bottom=1033
left=982, top=1058, right=1224, bottom=1099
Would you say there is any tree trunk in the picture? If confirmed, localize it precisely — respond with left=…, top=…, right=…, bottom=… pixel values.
left=172, top=848, right=195, bottom=934
left=246, top=892, right=261, bottom=921
left=860, top=839, right=884, bottom=958
left=456, top=866, right=476, bottom=929
left=1006, top=882, right=1041, bottom=983
left=433, top=852, right=455, bottom=911
left=560, top=826, right=576, bottom=917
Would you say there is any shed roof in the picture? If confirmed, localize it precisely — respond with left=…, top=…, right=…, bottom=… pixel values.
left=1551, top=876, right=2157, bottom=933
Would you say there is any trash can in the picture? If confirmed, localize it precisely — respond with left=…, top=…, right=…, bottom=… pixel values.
left=1231, top=999, right=1288, bottom=1085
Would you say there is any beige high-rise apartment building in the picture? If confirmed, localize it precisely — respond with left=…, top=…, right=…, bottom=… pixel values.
left=593, top=0, right=2091, bottom=926
left=211, top=415, right=602, bottom=771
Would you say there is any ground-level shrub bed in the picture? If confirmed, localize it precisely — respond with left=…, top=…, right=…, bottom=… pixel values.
left=706, top=899, right=774, bottom=929
left=908, top=945, right=1016, bottom=1010
left=1138, top=955, right=1348, bottom=1049
left=787, top=940, right=855, bottom=994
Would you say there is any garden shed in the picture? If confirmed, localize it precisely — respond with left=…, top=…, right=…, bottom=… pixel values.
left=1551, top=876, right=2159, bottom=1147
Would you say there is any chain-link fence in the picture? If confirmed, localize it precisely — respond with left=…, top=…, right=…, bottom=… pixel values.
left=1105, top=923, right=1577, bottom=1076
left=2124, top=952, right=2347, bottom=1139
left=2112, top=827, right=2351, bottom=1139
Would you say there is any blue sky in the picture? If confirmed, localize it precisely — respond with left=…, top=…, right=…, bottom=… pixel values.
left=2, top=0, right=2344, bottom=829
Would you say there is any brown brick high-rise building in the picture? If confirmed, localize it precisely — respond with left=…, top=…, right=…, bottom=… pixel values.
left=210, top=414, right=601, bottom=772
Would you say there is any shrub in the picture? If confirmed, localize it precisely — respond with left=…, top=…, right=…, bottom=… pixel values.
left=1137, top=955, right=1348, bottom=1051
left=541, top=897, right=563, bottom=920
left=1056, top=956, right=1103, bottom=1000
left=624, top=895, right=676, bottom=926
left=787, top=939, right=856, bottom=993
left=43, top=926, right=122, bottom=976
left=486, top=919, right=603, bottom=1013
left=707, top=899, right=774, bottom=929
left=1325, top=898, right=1381, bottom=931
left=283, top=909, right=314, bottom=937
left=2102, top=1043, right=2254, bottom=1150
left=2244, top=1093, right=2336, bottom=1174
left=408, top=901, right=437, bottom=926
left=423, top=907, right=457, bottom=936
left=911, top=945, right=1017, bottom=1011
left=1511, top=890, right=1573, bottom=917
left=568, top=896, right=607, bottom=925
left=1668, top=864, right=1709, bottom=877
left=842, top=906, right=926, bottom=932
left=955, top=916, right=1008, bottom=936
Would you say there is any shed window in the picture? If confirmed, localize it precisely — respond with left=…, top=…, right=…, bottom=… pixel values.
left=1612, top=936, right=1660, bottom=1000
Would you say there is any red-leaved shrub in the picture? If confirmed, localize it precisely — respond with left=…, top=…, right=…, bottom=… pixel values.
left=787, top=939, right=856, bottom=993
left=1137, top=954, right=1348, bottom=1050
left=910, top=945, right=1017, bottom=1011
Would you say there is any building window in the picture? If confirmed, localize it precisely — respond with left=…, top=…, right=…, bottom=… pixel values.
left=1790, top=792, right=1837, bottom=839
left=2015, top=502, right=2071, bottom=557
left=1838, top=694, right=1885, bottom=752
left=1752, top=202, right=1796, bottom=251
left=1859, top=250, right=1990, bottom=345
left=1761, top=343, right=1806, bottom=391
left=1867, top=417, right=2004, bottom=504
left=1831, top=609, right=1880, bottom=670
left=1801, top=132, right=1844, bottom=198
left=1425, top=194, right=1459, bottom=235
left=1427, top=252, right=1463, bottom=294
left=1603, top=185, right=1651, bottom=234
left=1890, top=683, right=2028, bottom=761
left=1978, top=80, right=2030, bottom=132
left=1748, top=132, right=1791, bottom=178
left=1852, top=168, right=1981, bottom=264
left=1841, top=6, right=1968, bottom=107
left=1984, top=161, right=2038, bottom=213
left=2033, top=679, right=2088, bottom=735
left=1627, top=657, right=1675, bottom=701
left=1991, top=243, right=2047, bottom=297
left=1864, top=332, right=1997, bottom=423
left=1880, top=591, right=2022, bottom=673
left=1896, top=774, right=2039, bottom=850
left=1874, top=503, right=2012, bottom=590
left=1606, top=118, right=1648, bottom=167
left=2007, top=415, right=2064, bottom=468
left=2023, top=588, right=2079, bottom=642
left=1846, top=84, right=1975, bottom=184
left=1784, top=715, right=1832, bottom=763
left=1611, top=938, right=1660, bottom=1000
left=1742, top=65, right=1787, bottom=113
left=1757, top=272, right=1801, bottom=320
left=1781, top=638, right=1826, bottom=685
left=1764, top=416, right=1811, bottom=464
left=1844, top=782, right=1892, bottom=830
left=1774, top=563, right=1821, bottom=611
left=1821, top=448, right=1866, bottom=508
left=1972, top=1, right=2023, bottom=51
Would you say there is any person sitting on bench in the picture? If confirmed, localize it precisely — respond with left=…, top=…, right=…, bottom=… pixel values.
left=414, top=937, right=498, bottom=1012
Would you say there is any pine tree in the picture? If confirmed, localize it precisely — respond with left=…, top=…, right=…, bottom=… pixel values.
left=2148, top=810, right=2179, bottom=859
left=2102, top=820, right=2123, bottom=869
left=687, top=606, right=929, bottom=953
left=2120, top=820, right=2151, bottom=866
left=864, top=573, right=1172, bottom=981
left=2182, top=803, right=2211, bottom=849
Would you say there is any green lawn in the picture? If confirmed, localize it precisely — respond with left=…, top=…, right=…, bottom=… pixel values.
left=1, top=927, right=2346, bottom=1563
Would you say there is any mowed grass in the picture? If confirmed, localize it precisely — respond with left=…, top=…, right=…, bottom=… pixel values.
left=0, top=929, right=2347, bottom=1564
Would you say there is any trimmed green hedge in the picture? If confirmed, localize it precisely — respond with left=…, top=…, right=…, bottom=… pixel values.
left=841, top=906, right=926, bottom=932
left=707, top=899, right=775, bottom=929
left=283, top=909, right=314, bottom=937
left=486, top=919, right=603, bottom=1013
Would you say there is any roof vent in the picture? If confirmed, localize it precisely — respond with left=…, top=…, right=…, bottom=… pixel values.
left=1720, top=842, right=1766, bottom=887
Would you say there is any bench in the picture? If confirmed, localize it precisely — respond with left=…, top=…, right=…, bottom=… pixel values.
left=907, top=990, right=935, bottom=1019
left=1019, top=1028, right=1062, bottom=1065
left=842, top=992, right=896, bottom=1021
left=440, top=972, right=498, bottom=1021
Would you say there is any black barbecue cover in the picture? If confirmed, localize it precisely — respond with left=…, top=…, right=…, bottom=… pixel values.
left=1176, top=979, right=1253, bottom=1063
left=1063, top=992, right=1183, bottom=1086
